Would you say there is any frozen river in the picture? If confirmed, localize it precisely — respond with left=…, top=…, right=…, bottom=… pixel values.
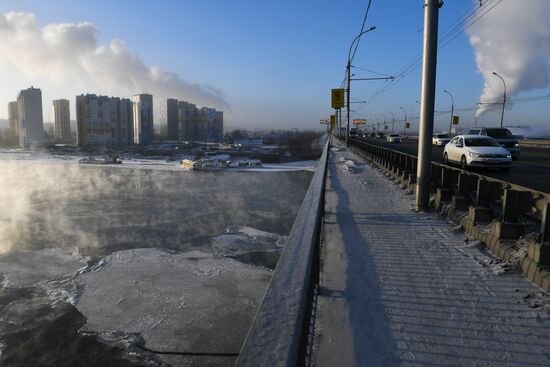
left=0, top=155, right=313, bottom=366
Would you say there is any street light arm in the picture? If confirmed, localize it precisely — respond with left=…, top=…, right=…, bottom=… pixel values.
left=347, top=26, right=376, bottom=64
left=443, top=89, right=454, bottom=107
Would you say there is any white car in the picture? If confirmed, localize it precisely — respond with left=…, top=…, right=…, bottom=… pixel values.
left=432, top=133, right=451, bottom=146
left=443, top=135, right=512, bottom=172
left=386, top=133, right=401, bottom=143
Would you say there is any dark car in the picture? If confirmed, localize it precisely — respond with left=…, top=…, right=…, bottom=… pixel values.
left=467, top=127, right=520, bottom=160
left=375, top=133, right=385, bottom=139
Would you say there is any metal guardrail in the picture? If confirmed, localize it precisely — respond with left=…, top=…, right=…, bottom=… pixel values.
left=398, top=135, right=550, bottom=148
left=235, top=139, right=329, bottom=367
left=349, top=137, right=550, bottom=290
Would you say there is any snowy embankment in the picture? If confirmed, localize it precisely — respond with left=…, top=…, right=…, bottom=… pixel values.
left=0, top=151, right=317, bottom=173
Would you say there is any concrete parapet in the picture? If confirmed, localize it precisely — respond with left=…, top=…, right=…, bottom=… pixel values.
left=452, top=196, right=469, bottom=211
left=491, top=221, right=524, bottom=240
left=435, top=188, right=453, bottom=211
left=528, top=242, right=550, bottom=267
left=468, top=206, right=493, bottom=224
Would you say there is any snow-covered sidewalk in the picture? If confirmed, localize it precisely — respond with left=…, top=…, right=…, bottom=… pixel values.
left=311, top=146, right=550, bottom=367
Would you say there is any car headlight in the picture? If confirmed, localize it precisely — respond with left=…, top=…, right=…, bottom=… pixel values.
left=514, top=143, right=519, bottom=147
left=469, top=152, right=481, bottom=158
left=506, top=154, right=512, bottom=158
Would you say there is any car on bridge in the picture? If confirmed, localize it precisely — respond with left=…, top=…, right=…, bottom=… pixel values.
left=386, top=133, right=401, bottom=143
left=432, top=133, right=451, bottom=146
left=467, top=127, right=520, bottom=160
left=443, top=135, right=512, bottom=172
left=375, top=132, right=385, bottom=139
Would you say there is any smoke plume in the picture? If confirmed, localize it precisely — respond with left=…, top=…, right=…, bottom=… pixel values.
left=0, top=12, right=229, bottom=114
left=467, top=0, right=550, bottom=117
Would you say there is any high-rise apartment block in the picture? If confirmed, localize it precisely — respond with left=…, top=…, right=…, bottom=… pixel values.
left=17, top=87, right=44, bottom=149
left=165, top=99, right=223, bottom=143
left=165, top=98, right=178, bottom=140
left=76, top=94, right=133, bottom=147
left=111, top=97, right=134, bottom=146
left=201, top=107, right=224, bottom=143
left=53, top=99, right=71, bottom=141
left=8, top=101, right=18, bottom=137
left=133, top=94, right=153, bottom=145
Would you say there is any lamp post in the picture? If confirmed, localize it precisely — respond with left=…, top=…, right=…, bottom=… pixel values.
left=492, top=72, right=506, bottom=128
left=377, top=114, right=384, bottom=132
left=443, top=89, right=454, bottom=135
left=400, top=106, right=407, bottom=136
left=388, top=110, right=395, bottom=133
left=346, top=26, right=376, bottom=147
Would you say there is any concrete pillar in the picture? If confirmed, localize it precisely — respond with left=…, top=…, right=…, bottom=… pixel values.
left=492, top=189, right=524, bottom=240
left=542, top=202, right=550, bottom=246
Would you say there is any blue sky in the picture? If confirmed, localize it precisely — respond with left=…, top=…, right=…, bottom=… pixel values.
left=0, top=0, right=548, bottom=132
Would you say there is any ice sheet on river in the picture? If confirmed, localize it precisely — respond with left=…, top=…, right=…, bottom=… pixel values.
left=75, top=248, right=271, bottom=364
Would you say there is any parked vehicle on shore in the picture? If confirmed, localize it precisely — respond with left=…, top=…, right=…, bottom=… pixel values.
left=228, top=159, right=263, bottom=168
left=467, top=127, right=520, bottom=160
left=443, top=135, right=511, bottom=172
left=79, top=155, right=122, bottom=165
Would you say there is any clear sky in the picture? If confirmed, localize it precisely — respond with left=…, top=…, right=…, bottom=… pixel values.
left=0, top=0, right=549, bottom=133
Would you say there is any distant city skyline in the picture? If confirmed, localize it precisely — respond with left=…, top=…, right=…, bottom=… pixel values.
left=0, top=1, right=549, bottom=133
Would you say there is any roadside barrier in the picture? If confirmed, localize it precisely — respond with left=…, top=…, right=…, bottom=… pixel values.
left=236, top=139, right=329, bottom=366
left=349, top=138, right=550, bottom=291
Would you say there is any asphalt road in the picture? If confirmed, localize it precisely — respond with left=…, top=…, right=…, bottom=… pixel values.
left=350, top=137, right=550, bottom=194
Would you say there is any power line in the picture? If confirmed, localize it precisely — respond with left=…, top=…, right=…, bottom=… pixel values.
left=367, top=0, right=503, bottom=103
left=350, top=0, right=374, bottom=64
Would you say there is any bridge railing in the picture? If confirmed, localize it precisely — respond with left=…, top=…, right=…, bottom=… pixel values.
left=349, top=138, right=550, bottom=291
left=235, top=139, right=329, bottom=366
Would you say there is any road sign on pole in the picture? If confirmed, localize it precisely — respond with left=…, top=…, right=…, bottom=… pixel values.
left=406, top=122, right=411, bottom=128
left=331, top=88, right=345, bottom=109
left=330, top=114, right=336, bottom=124
left=452, top=116, right=459, bottom=125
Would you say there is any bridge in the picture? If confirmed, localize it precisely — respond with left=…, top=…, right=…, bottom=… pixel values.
left=234, top=137, right=550, bottom=366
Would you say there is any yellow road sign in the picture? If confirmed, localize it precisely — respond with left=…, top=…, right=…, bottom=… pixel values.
left=452, top=116, right=460, bottom=125
left=331, top=88, right=345, bottom=109
left=330, top=114, right=336, bottom=124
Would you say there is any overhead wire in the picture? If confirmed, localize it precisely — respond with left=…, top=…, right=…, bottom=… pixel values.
left=350, top=0, right=374, bottom=64
left=366, top=0, right=503, bottom=104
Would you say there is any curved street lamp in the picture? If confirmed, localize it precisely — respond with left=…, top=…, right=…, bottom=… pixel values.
left=443, top=89, right=455, bottom=135
left=399, top=106, right=407, bottom=135
left=388, top=110, right=395, bottom=132
left=492, top=72, right=506, bottom=127
left=345, top=26, right=376, bottom=146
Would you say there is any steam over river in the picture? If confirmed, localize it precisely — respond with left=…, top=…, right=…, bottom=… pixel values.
left=0, top=157, right=313, bottom=366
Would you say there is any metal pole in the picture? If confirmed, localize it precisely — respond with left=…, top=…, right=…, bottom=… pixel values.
left=400, top=106, right=407, bottom=136
left=416, top=0, right=440, bottom=211
left=338, top=109, right=342, bottom=140
left=346, top=61, right=351, bottom=147
left=493, top=72, right=506, bottom=128
left=388, top=111, right=395, bottom=133
left=336, top=109, right=340, bottom=140
left=444, top=90, right=454, bottom=135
